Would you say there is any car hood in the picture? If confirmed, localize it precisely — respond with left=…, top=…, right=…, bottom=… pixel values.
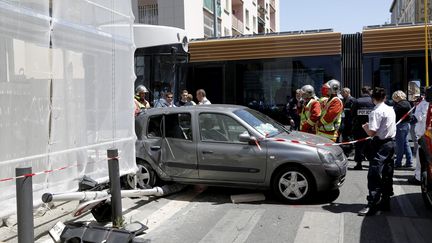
left=269, top=131, right=342, bottom=154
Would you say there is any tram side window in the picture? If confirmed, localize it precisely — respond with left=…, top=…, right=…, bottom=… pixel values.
left=147, top=115, right=163, bottom=138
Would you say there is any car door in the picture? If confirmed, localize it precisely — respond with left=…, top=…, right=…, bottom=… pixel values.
left=197, top=113, right=267, bottom=183
left=146, top=113, right=198, bottom=179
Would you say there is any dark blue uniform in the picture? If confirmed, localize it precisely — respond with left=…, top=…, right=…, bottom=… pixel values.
left=351, top=95, right=375, bottom=168
left=340, top=95, right=356, bottom=154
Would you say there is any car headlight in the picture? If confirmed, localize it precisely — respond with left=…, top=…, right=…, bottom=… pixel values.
left=318, top=149, right=336, bottom=163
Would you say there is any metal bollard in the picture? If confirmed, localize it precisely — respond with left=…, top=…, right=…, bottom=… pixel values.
left=107, top=149, right=123, bottom=227
left=16, top=167, right=34, bottom=243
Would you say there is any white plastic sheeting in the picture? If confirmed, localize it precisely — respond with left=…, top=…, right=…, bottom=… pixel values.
left=0, top=0, right=137, bottom=218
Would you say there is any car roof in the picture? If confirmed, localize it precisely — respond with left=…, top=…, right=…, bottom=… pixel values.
left=143, top=104, right=247, bottom=116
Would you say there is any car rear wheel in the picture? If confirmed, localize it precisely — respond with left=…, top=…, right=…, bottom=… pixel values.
left=421, top=171, right=432, bottom=209
left=136, top=159, right=157, bottom=189
left=272, top=166, right=314, bottom=203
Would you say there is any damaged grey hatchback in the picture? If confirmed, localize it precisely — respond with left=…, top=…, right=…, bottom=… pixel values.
left=135, top=105, right=347, bottom=203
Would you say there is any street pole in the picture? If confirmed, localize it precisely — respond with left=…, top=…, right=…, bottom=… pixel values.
left=16, top=167, right=34, bottom=243
left=107, top=149, right=123, bottom=227
left=425, top=0, right=430, bottom=87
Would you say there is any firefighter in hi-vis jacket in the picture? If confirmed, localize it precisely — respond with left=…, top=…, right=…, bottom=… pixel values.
left=317, top=79, right=344, bottom=142
left=299, top=85, right=321, bottom=134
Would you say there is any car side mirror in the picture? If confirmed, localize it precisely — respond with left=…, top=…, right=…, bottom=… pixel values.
left=239, top=133, right=257, bottom=144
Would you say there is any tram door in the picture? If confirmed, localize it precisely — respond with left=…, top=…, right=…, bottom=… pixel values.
left=191, top=65, right=224, bottom=104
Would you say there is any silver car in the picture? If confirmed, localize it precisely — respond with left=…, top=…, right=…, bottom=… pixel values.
left=135, top=105, right=347, bottom=203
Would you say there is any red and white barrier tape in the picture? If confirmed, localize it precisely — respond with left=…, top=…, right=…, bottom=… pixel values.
left=254, top=98, right=423, bottom=150
left=0, top=157, right=118, bottom=183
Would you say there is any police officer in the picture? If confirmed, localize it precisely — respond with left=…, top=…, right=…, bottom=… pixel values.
left=340, top=88, right=356, bottom=153
left=358, top=87, right=396, bottom=216
left=351, top=86, right=375, bottom=170
left=287, top=89, right=303, bottom=130
left=299, top=85, right=321, bottom=134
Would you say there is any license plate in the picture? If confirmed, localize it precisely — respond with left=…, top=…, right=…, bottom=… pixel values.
left=49, top=221, right=66, bottom=242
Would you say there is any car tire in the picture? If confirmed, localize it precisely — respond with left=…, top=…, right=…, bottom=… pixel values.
left=421, top=171, right=432, bottom=209
left=121, top=173, right=137, bottom=189
left=136, top=159, right=157, bottom=189
left=272, top=165, right=315, bottom=203
left=326, top=189, right=340, bottom=202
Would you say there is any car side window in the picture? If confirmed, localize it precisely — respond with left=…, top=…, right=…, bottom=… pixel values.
left=165, top=113, right=192, bottom=140
left=147, top=115, right=163, bottom=138
left=199, top=113, right=248, bottom=143
left=222, top=116, right=249, bottom=142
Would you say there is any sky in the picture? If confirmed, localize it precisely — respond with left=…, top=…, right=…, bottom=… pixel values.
left=280, top=0, right=394, bottom=34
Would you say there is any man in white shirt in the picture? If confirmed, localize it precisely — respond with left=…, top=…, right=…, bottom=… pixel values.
left=196, top=89, right=211, bottom=105
left=359, top=87, right=396, bottom=216
left=409, top=97, right=429, bottom=185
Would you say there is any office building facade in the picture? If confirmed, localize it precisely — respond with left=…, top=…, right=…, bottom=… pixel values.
left=390, top=0, right=432, bottom=24
left=131, top=0, right=279, bottom=39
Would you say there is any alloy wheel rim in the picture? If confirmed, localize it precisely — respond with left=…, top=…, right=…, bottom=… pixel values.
left=136, top=164, right=151, bottom=187
left=278, top=171, right=308, bottom=200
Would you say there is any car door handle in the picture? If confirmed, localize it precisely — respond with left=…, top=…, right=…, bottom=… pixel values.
left=202, top=150, right=213, bottom=154
left=150, top=146, right=161, bottom=151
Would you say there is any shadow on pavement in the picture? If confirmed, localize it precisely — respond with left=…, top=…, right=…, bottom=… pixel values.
left=322, top=192, right=432, bottom=243
left=149, top=185, right=342, bottom=206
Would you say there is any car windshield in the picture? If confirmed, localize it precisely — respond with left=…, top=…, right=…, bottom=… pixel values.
left=233, top=108, right=289, bottom=137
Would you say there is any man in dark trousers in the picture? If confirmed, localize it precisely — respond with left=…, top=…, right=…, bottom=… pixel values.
left=287, top=89, right=303, bottom=130
left=340, top=87, right=356, bottom=155
left=358, top=87, right=396, bottom=216
left=351, top=86, right=375, bottom=170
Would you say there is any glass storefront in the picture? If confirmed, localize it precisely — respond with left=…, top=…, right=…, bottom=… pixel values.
left=185, top=55, right=340, bottom=124
left=363, top=51, right=431, bottom=96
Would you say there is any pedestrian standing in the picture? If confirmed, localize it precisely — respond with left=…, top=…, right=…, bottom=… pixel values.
left=409, top=94, right=422, bottom=158
left=358, top=87, right=396, bottom=216
left=299, top=85, right=321, bottom=134
left=134, top=85, right=151, bottom=116
left=187, top=94, right=197, bottom=105
left=155, top=92, right=176, bottom=108
left=351, top=86, right=375, bottom=170
left=196, top=89, right=211, bottom=105
left=177, top=90, right=194, bottom=106
left=409, top=95, right=429, bottom=185
left=317, top=79, right=343, bottom=142
left=340, top=87, right=356, bottom=154
left=392, top=90, right=413, bottom=168
left=287, top=89, right=303, bottom=130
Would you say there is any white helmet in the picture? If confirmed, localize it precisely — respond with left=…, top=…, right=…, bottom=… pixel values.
left=301, top=85, right=316, bottom=99
left=326, top=79, right=340, bottom=95
left=135, top=85, right=148, bottom=94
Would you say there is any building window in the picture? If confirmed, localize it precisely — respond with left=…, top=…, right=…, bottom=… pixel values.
left=138, top=4, right=158, bottom=25
left=246, top=9, right=249, bottom=28
left=204, top=11, right=222, bottom=37
left=224, top=27, right=230, bottom=36
left=253, top=16, right=256, bottom=32
left=203, top=0, right=222, bottom=17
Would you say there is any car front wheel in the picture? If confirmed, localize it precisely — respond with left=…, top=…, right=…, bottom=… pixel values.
left=421, top=171, right=432, bottom=209
left=272, top=166, right=314, bottom=203
left=136, top=159, right=157, bottom=189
